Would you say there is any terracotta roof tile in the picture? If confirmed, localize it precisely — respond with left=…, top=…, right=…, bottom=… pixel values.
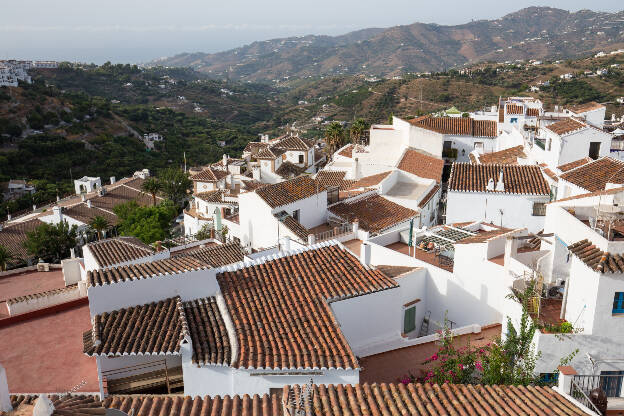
left=10, top=395, right=104, bottom=416
left=348, top=171, right=392, bottom=189
left=273, top=135, right=313, bottom=151
left=329, top=194, right=418, bottom=233
left=183, top=297, right=231, bottom=365
left=454, top=227, right=514, bottom=244
left=418, top=185, right=440, bottom=208
left=174, top=242, right=246, bottom=267
left=568, top=101, right=604, bottom=114
left=276, top=211, right=310, bottom=241
left=0, top=219, right=44, bottom=266
left=477, top=145, right=527, bottom=165
left=397, top=149, right=444, bottom=182
left=557, top=157, right=593, bottom=172
left=6, top=283, right=78, bottom=305
left=190, top=168, right=228, bottom=182
left=59, top=203, right=118, bottom=225
left=243, top=141, right=270, bottom=156
left=506, top=103, right=524, bottom=114
left=194, top=190, right=237, bottom=205
left=256, top=145, right=286, bottom=159
left=545, top=118, right=586, bottom=136
left=568, top=239, right=624, bottom=274
left=314, top=170, right=356, bottom=190
left=85, top=237, right=154, bottom=268
left=410, top=116, right=498, bottom=137
left=89, top=185, right=158, bottom=211
left=526, top=107, right=540, bottom=117
left=255, top=176, right=324, bottom=208
left=217, top=244, right=397, bottom=369
left=87, top=256, right=208, bottom=287
left=338, top=144, right=354, bottom=158
left=275, top=161, right=306, bottom=178
left=559, top=157, right=624, bottom=192
left=539, top=163, right=559, bottom=182
left=448, top=163, right=550, bottom=195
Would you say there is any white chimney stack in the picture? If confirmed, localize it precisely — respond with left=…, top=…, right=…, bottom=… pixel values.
left=52, top=206, right=63, bottom=223
left=86, top=199, right=92, bottom=208
left=0, top=363, right=11, bottom=412
left=486, top=178, right=495, bottom=191
left=32, top=395, right=55, bottom=416
left=252, top=165, right=261, bottom=181
left=496, top=170, right=505, bottom=192
left=110, top=176, right=116, bottom=185
left=223, top=154, right=228, bottom=166
left=81, top=194, right=86, bottom=202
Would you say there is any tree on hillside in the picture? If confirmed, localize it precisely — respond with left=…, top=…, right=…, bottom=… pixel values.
left=0, top=244, right=15, bottom=271
left=349, top=118, right=369, bottom=145
left=24, top=221, right=78, bottom=263
left=114, top=201, right=177, bottom=244
left=158, top=168, right=192, bottom=207
left=89, top=216, right=110, bottom=240
left=325, top=122, right=346, bottom=157
left=141, top=177, right=162, bottom=206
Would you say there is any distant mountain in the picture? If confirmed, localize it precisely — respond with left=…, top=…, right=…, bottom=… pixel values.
left=148, top=7, right=624, bottom=82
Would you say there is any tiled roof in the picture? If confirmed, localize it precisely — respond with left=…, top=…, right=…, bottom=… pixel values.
left=0, top=218, right=43, bottom=265
left=275, top=161, right=306, bottom=178
left=241, top=179, right=265, bottom=191
left=89, top=185, right=156, bottom=211
left=183, top=297, right=231, bottom=365
left=174, top=242, right=246, bottom=267
left=349, top=171, right=392, bottom=189
left=476, top=145, right=527, bottom=165
left=10, top=395, right=104, bottom=416
left=410, top=116, right=498, bottom=137
left=329, top=194, right=418, bottom=233
left=397, top=149, right=444, bottom=182
left=243, top=141, right=270, bottom=155
left=506, top=103, right=524, bottom=114
left=190, top=168, right=228, bottom=182
left=526, top=107, right=540, bottom=117
left=83, top=297, right=188, bottom=356
left=545, top=118, right=586, bottom=136
left=85, top=237, right=154, bottom=268
left=217, top=244, right=397, bottom=369
left=338, top=144, right=354, bottom=158
left=448, top=163, right=550, bottom=195
left=568, top=101, right=604, bottom=113
left=255, top=176, right=324, bottom=208
left=87, top=256, right=208, bottom=287
left=455, top=227, right=514, bottom=244
left=539, top=163, right=559, bottom=182
left=418, top=185, right=440, bottom=208
left=7, top=283, right=78, bottom=305
left=274, top=135, right=313, bottom=151
left=568, top=239, right=624, bottom=273
left=557, top=157, right=593, bottom=172
left=195, top=190, right=237, bottom=205
left=256, top=145, right=286, bottom=159
left=122, top=177, right=146, bottom=191
left=60, top=203, right=118, bottom=226
left=559, top=157, right=624, bottom=192
left=314, top=170, right=356, bottom=190
left=276, top=212, right=310, bottom=241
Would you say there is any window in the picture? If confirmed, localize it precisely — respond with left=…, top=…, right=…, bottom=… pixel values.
left=600, top=371, right=624, bottom=397
left=403, top=306, right=416, bottom=334
left=510, top=117, right=518, bottom=123
left=443, top=141, right=452, bottom=151
left=292, top=209, right=300, bottom=222
left=298, top=154, right=304, bottom=164
left=613, top=292, right=624, bottom=314
left=474, top=142, right=484, bottom=151
left=532, top=202, right=546, bottom=216
left=589, top=142, right=601, bottom=159
left=539, top=373, right=559, bottom=385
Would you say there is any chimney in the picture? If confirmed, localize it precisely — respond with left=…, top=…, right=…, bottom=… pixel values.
left=495, top=170, right=505, bottom=192
left=0, top=364, right=11, bottom=412
left=223, top=154, right=228, bottom=167
left=281, top=236, right=291, bottom=252
left=110, top=176, right=116, bottom=185
left=81, top=194, right=86, bottom=202
left=70, top=248, right=75, bottom=258
left=6, top=214, right=11, bottom=221
left=33, top=204, right=37, bottom=212
left=32, top=395, right=55, bottom=416
left=252, top=165, right=261, bottom=181
left=352, top=157, right=359, bottom=179
left=86, top=199, right=92, bottom=208
left=486, top=178, right=495, bottom=191
left=56, top=195, right=60, bottom=202
left=53, top=206, right=63, bottom=223
left=360, top=242, right=371, bottom=265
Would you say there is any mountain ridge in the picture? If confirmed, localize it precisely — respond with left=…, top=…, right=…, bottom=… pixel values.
left=148, top=7, right=624, bottom=81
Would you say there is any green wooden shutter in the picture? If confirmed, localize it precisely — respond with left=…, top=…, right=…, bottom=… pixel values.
left=404, top=307, right=416, bottom=333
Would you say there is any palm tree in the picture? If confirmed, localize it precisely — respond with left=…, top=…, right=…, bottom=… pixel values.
left=141, top=177, right=162, bottom=206
left=0, top=244, right=14, bottom=271
left=325, top=121, right=346, bottom=157
left=89, top=216, right=110, bottom=240
left=349, top=118, right=369, bottom=145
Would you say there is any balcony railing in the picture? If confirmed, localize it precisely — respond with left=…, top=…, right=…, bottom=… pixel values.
left=534, top=138, right=546, bottom=150
left=315, top=222, right=353, bottom=243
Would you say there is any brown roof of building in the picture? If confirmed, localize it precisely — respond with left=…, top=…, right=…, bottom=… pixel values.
left=89, top=185, right=157, bottom=211
left=455, top=227, right=514, bottom=244
left=397, top=149, right=444, bottom=182
left=241, top=179, right=265, bottom=191
left=87, top=256, right=208, bottom=287
left=59, top=203, right=118, bottom=226
left=83, top=297, right=189, bottom=356
left=545, top=118, right=586, bottom=136
left=410, top=116, right=498, bottom=137
left=338, top=144, right=354, bottom=158
left=568, top=239, right=624, bottom=274
left=183, top=297, right=231, bottom=366
left=243, top=142, right=270, bottom=156
left=217, top=244, right=397, bottom=369
left=476, top=145, right=527, bottom=165
left=349, top=171, right=392, bottom=189
left=6, top=283, right=78, bottom=305
left=539, top=163, right=559, bottom=182
left=276, top=212, right=310, bottom=241
left=568, top=101, right=604, bottom=114
left=122, top=177, right=146, bottom=191
left=274, top=135, right=313, bottom=151
left=174, top=242, right=245, bottom=267
left=194, top=190, right=237, bottom=205
left=190, top=168, right=228, bottom=182
left=557, top=157, right=593, bottom=172
left=329, top=194, right=418, bottom=233
left=255, top=176, right=324, bottom=208
left=448, top=163, right=550, bottom=195
left=418, top=185, right=440, bottom=208
left=559, top=157, right=624, bottom=192
left=85, top=237, right=154, bottom=268
left=275, top=161, right=306, bottom=179
left=10, top=395, right=104, bottom=416
left=314, top=170, right=356, bottom=190
left=0, top=219, right=43, bottom=265
left=256, top=145, right=286, bottom=159
left=506, top=103, right=524, bottom=114
left=526, top=107, right=540, bottom=117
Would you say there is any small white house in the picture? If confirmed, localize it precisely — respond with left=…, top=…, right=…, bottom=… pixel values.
left=74, top=176, right=101, bottom=195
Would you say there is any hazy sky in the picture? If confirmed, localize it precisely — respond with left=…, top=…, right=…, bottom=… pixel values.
left=2, top=0, right=622, bottom=64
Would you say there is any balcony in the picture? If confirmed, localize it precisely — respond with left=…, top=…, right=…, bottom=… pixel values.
left=534, top=138, right=547, bottom=150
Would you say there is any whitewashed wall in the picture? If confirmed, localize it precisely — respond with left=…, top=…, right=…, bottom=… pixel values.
left=6, top=285, right=83, bottom=316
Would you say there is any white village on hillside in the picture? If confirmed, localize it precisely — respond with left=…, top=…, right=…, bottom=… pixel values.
left=4, top=81, right=624, bottom=413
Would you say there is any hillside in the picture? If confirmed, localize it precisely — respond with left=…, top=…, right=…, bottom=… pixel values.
left=149, top=7, right=624, bottom=82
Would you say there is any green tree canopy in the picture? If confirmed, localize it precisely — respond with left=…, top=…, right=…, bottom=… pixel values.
left=157, top=168, right=192, bottom=207
left=89, top=215, right=110, bottom=240
left=24, top=221, right=78, bottom=263
left=113, top=201, right=177, bottom=244
left=349, top=118, right=369, bottom=144
left=325, top=122, right=346, bottom=156
left=0, top=244, right=15, bottom=271
left=141, top=177, right=162, bottom=206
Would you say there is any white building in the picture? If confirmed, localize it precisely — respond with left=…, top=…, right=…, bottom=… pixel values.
left=557, top=157, right=624, bottom=200
left=564, top=102, right=607, bottom=129
left=446, top=163, right=551, bottom=232
left=74, top=176, right=102, bottom=195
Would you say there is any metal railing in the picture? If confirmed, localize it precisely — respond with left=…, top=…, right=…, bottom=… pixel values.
left=570, top=379, right=603, bottom=414
left=315, top=222, right=353, bottom=243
